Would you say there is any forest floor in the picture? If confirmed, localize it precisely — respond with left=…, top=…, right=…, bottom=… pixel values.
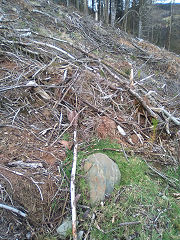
left=0, top=0, right=180, bottom=239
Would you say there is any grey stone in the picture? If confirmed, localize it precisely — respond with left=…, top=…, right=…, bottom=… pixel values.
left=78, top=230, right=84, bottom=240
left=56, top=217, right=79, bottom=239
left=84, top=153, right=121, bottom=204
left=56, top=217, right=72, bottom=239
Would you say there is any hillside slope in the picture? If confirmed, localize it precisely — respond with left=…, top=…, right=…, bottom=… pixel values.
left=0, top=0, right=179, bottom=239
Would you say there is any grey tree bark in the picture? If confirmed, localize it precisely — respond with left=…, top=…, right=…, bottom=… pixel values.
left=84, top=0, right=88, bottom=15
left=168, top=0, right=175, bottom=50
left=110, top=0, right=117, bottom=26
left=94, top=0, right=98, bottom=21
left=124, top=0, right=130, bottom=32
left=104, top=0, right=109, bottom=24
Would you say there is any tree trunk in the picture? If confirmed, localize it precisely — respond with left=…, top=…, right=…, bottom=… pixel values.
left=116, top=0, right=124, bottom=20
left=76, top=0, right=79, bottom=10
left=104, top=0, right=109, bottom=24
left=94, top=0, right=98, bottom=21
left=138, top=16, right=142, bottom=38
left=151, top=25, right=154, bottom=42
left=168, top=0, right=174, bottom=50
left=98, top=0, right=102, bottom=21
left=84, top=0, right=88, bottom=15
left=124, top=0, right=129, bottom=32
left=111, top=0, right=116, bottom=26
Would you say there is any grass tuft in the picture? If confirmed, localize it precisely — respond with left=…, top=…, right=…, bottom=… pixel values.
left=63, top=138, right=180, bottom=239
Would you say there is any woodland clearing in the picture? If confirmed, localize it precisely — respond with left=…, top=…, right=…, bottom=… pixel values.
left=0, top=1, right=179, bottom=239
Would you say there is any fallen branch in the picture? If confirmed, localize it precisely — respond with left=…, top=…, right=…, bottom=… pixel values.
left=144, top=160, right=180, bottom=190
left=128, top=88, right=163, bottom=123
left=3, top=39, right=75, bottom=60
left=101, top=60, right=129, bottom=79
left=0, top=84, right=63, bottom=92
left=0, top=203, right=27, bottom=217
left=152, top=107, right=180, bottom=126
left=79, top=98, right=125, bottom=127
left=7, top=160, right=43, bottom=169
left=30, top=177, right=44, bottom=201
left=30, top=39, right=76, bottom=60
left=102, top=63, right=164, bottom=123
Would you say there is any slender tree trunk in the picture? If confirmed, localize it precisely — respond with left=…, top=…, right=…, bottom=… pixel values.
left=168, top=0, right=174, bottom=50
left=94, top=0, right=98, bottom=21
left=76, top=0, right=79, bottom=10
left=132, top=13, right=135, bottom=35
left=116, top=0, right=124, bottom=20
left=92, top=0, right=95, bottom=9
left=138, top=16, right=142, bottom=38
left=124, top=0, right=129, bottom=32
left=104, top=0, right=109, bottom=24
left=98, top=0, right=102, bottom=21
left=84, top=0, right=88, bottom=15
left=111, top=0, right=116, bottom=26
left=151, top=25, right=154, bottom=42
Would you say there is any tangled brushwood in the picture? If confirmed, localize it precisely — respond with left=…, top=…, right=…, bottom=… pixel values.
left=0, top=0, right=179, bottom=239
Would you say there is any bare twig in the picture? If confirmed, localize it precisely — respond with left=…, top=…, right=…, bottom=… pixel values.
left=0, top=203, right=27, bottom=217
left=152, top=107, right=180, bottom=126
left=121, top=144, right=129, bottom=162
left=128, top=88, right=163, bottom=123
left=51, top=107, right=86, bottom=146
left=0, top=84, right=63, bottom=92
left=3, top=39, right=75, bottom=59
left=144, top=160, right=180, bottom=190
left=96, top=221, right=141, bottom=234
left=84, top=213, right=96, bottom=240
left=134, top=74, right=155, bottom=85
left=102, top=63, right=165, bottom=124
left=29, top=39, right=76, bottom=60
left=30, top=177, right=44, bottom=201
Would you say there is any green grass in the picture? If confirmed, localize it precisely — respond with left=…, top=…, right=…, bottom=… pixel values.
left=63, top=138, right=180, bottom=239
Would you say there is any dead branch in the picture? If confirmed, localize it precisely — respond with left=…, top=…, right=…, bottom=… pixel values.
left=0, top=165, right=45, bottom=200
left=32, top=9, right=58, bottom=23
left=134, top=74, right=155, bottom=86
left=0, top=18, right=19, bottom=23
left=29, top=39, right=76, bottom=60
left=152, top=107, right=180, bottom=126
left=3, top=39, right=75, bottom=60
left=102, top=63, right=164, bottom=123
left=0, top=84, right=63, bottom=92
left=101, top=60, right=129, bottom=79
left=79, top=98, right=125, bottom=127
left=32, top=56, right=57, bottom=78
left=128, top=88, right=163, bottom=123
left=7, top=161, right=43, bottom=169
left=0, top=203, right=27, bottom=217
left=144, top=160, right=180, bottom=190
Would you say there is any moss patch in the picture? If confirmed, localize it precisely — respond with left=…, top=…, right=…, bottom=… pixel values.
left=64, top=139, right=180, bottom=239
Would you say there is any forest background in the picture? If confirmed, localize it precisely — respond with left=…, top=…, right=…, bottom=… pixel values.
left=56, top=0, right=180, bottom=54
